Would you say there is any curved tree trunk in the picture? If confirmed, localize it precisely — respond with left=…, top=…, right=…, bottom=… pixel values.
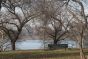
left=79, top=44, right=86, bottom=59
left=80, top=47, right=86, bottom=59
left=79, top=36, right=86, bottom=59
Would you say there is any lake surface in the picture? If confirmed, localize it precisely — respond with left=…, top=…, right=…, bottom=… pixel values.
left=16, top=40, right=44, bottom=50
left=15, top=39, right=78, bottom=50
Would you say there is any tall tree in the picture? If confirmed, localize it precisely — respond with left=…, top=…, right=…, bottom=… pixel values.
left=67, top=0, right=88, bottom=59
left=0, top=0, right=40, bottom=50
left=34, top=0, right=71, bottom=46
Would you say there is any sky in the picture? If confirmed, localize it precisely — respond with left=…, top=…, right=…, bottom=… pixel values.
left=82, top=0, right=88, bottom=15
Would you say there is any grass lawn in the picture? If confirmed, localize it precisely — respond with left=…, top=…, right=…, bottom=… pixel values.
left=0, top=48, right=88, bottom=59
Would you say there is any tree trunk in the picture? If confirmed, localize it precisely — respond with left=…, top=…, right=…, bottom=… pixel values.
left=11, top=42, right=16, bottom=50
left=54, top=40, right=58, bottom=45
left=79, top=43, right=86, bottom=59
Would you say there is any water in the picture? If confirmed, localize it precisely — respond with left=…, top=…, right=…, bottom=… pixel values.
left=15, top=39, right=78, bottom=50
left=16, top=40, right=44, bottom=50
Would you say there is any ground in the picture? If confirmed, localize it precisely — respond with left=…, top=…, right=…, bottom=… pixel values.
left=0, top=48, right=88, bottom=59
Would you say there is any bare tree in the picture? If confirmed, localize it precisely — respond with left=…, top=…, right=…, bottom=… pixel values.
left=0, top=0, right=40, bottom=50
left=66, top=0, right=88, bottom=59
left=43, top=20, right=69, bottom=45
left=68, top=19, right=86, bottom=59
left=33, top=0, right=71, bottom=50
